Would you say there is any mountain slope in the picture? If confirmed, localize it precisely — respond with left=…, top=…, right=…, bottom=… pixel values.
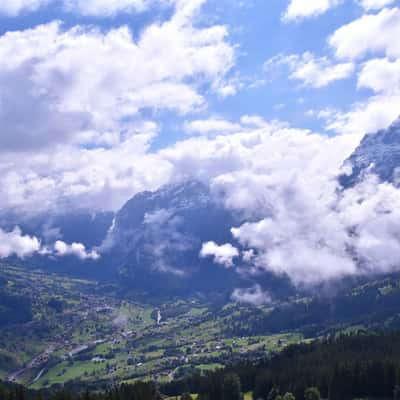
left=340, top=117, right=400, bottom=188
left=102, top=181, right=247, bottom=294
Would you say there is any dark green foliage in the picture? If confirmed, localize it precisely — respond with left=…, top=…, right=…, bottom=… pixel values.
left=267, top=386, right=280, bottom=400
left=304, top=388, right=320, bottom=400
left=222, top=373, right=242, bottom=400
left=47, top=298, right=64, bottom=313
left=0, top=291, right=32, bottom=328
left=282, top=393, right=295, bottom=400
left=162, top=331, right=400, bottom=400
left=3, top=331, right=400, bottom=400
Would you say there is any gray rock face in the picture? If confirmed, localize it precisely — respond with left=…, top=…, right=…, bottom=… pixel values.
left=340, top=117, right=400, bottom=188
left=102, top=180, right=243, bottom=293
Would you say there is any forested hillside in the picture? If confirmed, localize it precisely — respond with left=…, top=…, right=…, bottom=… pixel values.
left=3, top=332, right=400, bottom=400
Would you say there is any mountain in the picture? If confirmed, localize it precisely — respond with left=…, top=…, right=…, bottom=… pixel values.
left=101, top=180, right=247, bottom=295
left=340, top=117, right=400, bottom=188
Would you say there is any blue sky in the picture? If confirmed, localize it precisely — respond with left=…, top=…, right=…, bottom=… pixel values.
left=1, top=0, right=397, bottom=151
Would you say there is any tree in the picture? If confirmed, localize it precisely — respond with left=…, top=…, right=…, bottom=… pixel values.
left=181, top=394, right=193, bottom=400
left=282, top=393, right=295, bottom=400
left=222, top=373, right=242, bottom=400
left=253, top=371, right=272, bottom=400
left=267, top=386, right=280, bottom=400
left=304, top=387, right=320, bottom=400
left=394, top=385, right=400, bottom=400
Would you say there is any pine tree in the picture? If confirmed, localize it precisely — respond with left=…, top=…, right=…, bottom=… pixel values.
left=222, top=374, right=242, bottom=400
left=282, top=393, right=295, bottom=400
left=304, top=387, right=320, bottom=400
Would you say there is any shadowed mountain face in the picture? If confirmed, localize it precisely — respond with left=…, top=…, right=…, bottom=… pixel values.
left=102, top=181, right=248, bottom=295
left=340, top=117, right=400, bottom=188
left=0, top=211, right=114, bottom=249
left=6, top=118, right=400, bottom=297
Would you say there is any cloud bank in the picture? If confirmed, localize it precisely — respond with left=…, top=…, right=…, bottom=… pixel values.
left=0, top=227, right=100, bottom=261
left=0, top=227, right=41, bottom=259
left=54, top=240, right=100, bottom=260
left=231, top=285, right=272, bottom=306
left=200, top=241, right=239, bottom=268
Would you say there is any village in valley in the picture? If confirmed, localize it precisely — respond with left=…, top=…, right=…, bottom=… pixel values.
left=0, top=264, right=302, bottom=390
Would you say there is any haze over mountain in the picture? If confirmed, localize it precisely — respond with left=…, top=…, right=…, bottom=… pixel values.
left=340, top=117, right=400, bottom=188
left=0, top=116, right=399, bottom=302
left=0, top=0, right=400, bottom=303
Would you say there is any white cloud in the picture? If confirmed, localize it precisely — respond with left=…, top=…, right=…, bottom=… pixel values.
left=231, top=285, right=271, bottom=306
left=163, top=120, right=400, bottom=286
left=229, top=171, right=400, bottom=286
left=0, top=0, right=49, bottom=16
left=0, top=129, right=173, bottom=213
left=359, top=0, right=396, bottom=10
left=283, top=0, right=341, bottom=21
left=54, top=240, right=100, bottom=260
left=62, top=0, right=167, bottom=16
left=322, top=7, right=400, bottom=136
left=0, top=10, right=233, bottom=152
left=0, top=0, right=179, bottom=16
left=323, top=94, right=400, bottom=135
left=200, top=241, right=239, bottom=267
left=358, top=57, right=400, bottom=94
left=322, top=57, right=400, bottom=136
left=265, top=52, right=354, bottom=88
left=0, top=2, right=235, bottom=213
left=0, top=227, right=41, bottom=258
left=184, top=115, right=284, bottom=136
left=282, top=0, right=395, bottom=22
left=330, top=7, right=400, bottom=60
left=184, top=119, right=243, bottom=135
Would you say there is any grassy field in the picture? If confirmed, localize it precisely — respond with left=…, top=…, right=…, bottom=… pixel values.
left=0, top=264, right=305, bottom=390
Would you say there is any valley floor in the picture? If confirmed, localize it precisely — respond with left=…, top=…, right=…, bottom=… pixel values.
left=0, top=264, right=302, bottom=390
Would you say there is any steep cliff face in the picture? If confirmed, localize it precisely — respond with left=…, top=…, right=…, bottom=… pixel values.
left=340, top=117, right=400, bottom=188
left=103, top=180, right=244, bottom=294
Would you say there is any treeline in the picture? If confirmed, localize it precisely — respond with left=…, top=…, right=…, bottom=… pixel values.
left=0, top=382, right=162, bottom=400
left=222, top=284, right=400, bottom=338
left=0, top=291, right=32, bottom=328
left=162, top=331, right=400, bottom=400
left=4, top=332, right=400, bottom=400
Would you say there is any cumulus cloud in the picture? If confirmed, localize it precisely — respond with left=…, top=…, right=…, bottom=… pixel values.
left=0, top=1, right=235, bottom=213
left=0, top=16, right=232, bottom=152
left=163, top=117, right=400, bottom=286
left=323, top=94, right=400, bottom=135
left=0, top=0, right=49, bottom=16
left=0, top=0, right=178, bottom=17
left=231, top=285, right=272, bottom=306
left=358, top=58, right=400, bottom=94
left=184, top=119, right=243, bottom=136
left=229, top=172, right=400, bottom=286
left=283, top=0, right=341, bottom=21
left=265, top=52, right=354, bottom=88
left=359, top=0, right=396, bottom=10
left=54, top=240, right=100, bottom=260
left=321, top=57, right=400, bottom=136
left=183, top=115, right=282, bottom=136
left=200, top=241, right=239, bottom=267
left=0, top=227, right=100, bottom=261
left=0, top=227, right=41, bottom=258
left=62, top=0, right=170, bottom=16
left=329, top=7, right=400, bottom=60
left=321, top=8, right=400, bottom=136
